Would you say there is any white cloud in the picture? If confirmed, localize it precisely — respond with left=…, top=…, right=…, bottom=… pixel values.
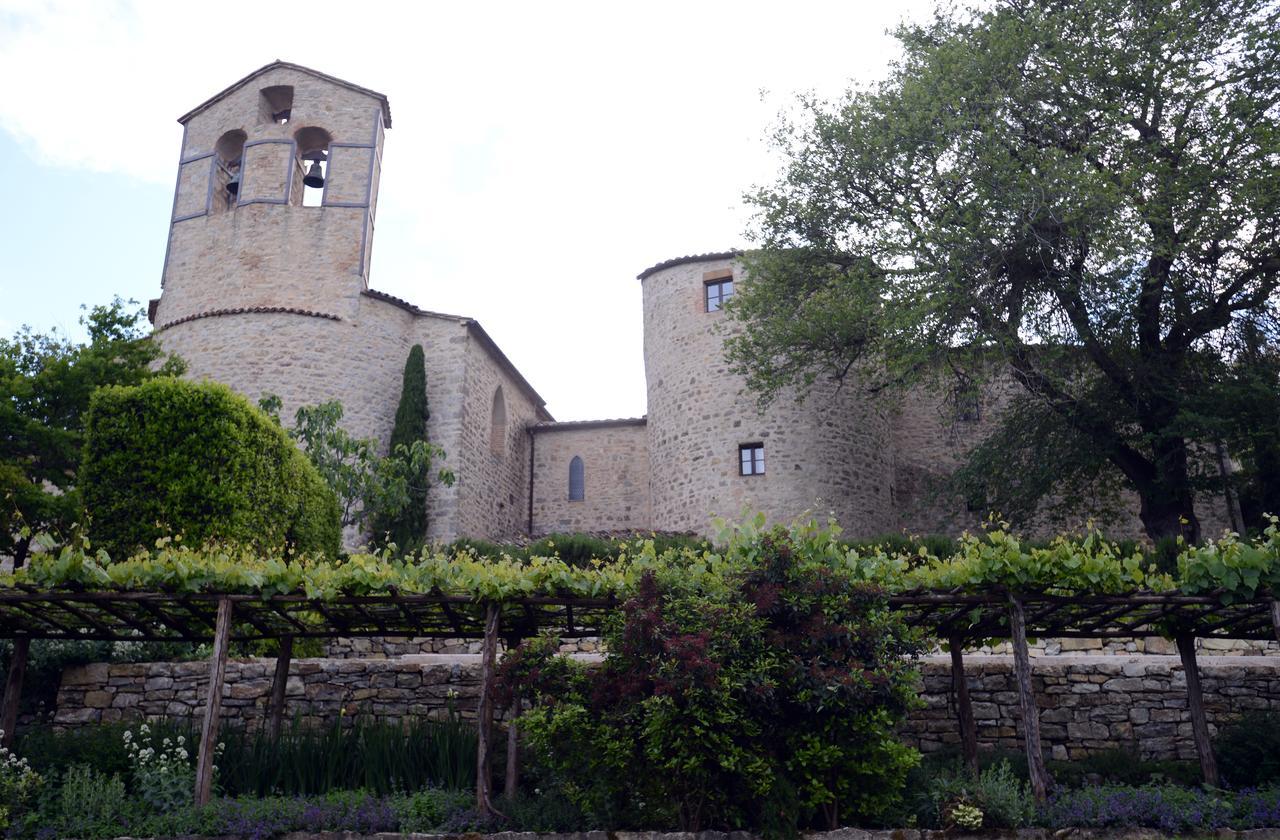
left=0, top=0, right=934, bottom=419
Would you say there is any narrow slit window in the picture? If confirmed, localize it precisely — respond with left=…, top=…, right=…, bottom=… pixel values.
left=568, top=456, right=585, bottom=501
left=739, top=443, right=765, bottom=476
left=705, top=277, right=734, bottom=312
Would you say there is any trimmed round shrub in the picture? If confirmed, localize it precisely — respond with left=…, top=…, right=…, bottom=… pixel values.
left=81, top=378, right=340, bottom=558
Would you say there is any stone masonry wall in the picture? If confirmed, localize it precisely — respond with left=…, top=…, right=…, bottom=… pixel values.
left=155, top=300, right=473, bottom=545
left=451, top=334, right=546, bottom=541
left=530, top=420, right=651, bottom=535
left=641, top=257, right=897, bottom=538
left=55, top=655, right=1280, bottom=762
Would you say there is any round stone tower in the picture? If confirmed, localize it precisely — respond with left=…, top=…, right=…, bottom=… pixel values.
left=639, top=253, right=898, bottom=537
left=151, top=61, right=400, bottom=443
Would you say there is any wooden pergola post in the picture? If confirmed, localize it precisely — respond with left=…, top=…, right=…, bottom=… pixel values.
left=1008, top=595, right=1051, bottom=801
left=268, top=635, right=293, bottom=741
left=1, top=637, right=29, bottom=750
left=1270, top=601, right=1280, bottom=644
left=195, top=598, right=232, bottom=806
left=504, top=686, right=521, bottom=800
left=1175, top=631, right=1220, bottom=787
left=476, top=603, right=500, bottom=815
left=948, top=635, right=979, bottom=774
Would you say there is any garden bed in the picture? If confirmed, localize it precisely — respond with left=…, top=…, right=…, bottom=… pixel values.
left=91, top=829, right=1280, bottom=840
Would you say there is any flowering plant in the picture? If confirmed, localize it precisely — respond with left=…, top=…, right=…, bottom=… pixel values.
left=0, top=731, right=40, bottom=830
left=123, top=722, right=215, bottom=813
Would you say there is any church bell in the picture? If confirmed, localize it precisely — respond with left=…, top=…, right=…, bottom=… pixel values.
left=303, top=160, right=325, bottom=189
left=225, top=170, right=240, bottom=197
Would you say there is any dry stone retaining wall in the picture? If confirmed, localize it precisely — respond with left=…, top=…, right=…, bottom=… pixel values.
left=55, top=654, right=1280, bottom=762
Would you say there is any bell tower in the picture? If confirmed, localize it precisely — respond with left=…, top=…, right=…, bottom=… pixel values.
left=152, top=61, right=390, bottom=328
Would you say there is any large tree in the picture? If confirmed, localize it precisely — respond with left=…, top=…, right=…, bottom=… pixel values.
left=726, top=0, right=1280, bottom=542
left=0, top=299, right=185, bottom=565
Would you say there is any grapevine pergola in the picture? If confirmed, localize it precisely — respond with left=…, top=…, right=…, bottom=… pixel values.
left=0, top=586, right=1277, bottom=811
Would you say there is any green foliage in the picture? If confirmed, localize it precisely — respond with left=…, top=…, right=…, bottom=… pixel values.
left=81, top=378, right=340, bottom=559
left=263, top=395, right=454, bottom=541
left=502, top=528, right=924, bottom=836
left=0, top=298, right=184, bottom=565
left=124, top=723, right=196, bottom=813
left=390, top=788, right=474, bottom=831
left=0, top=736, right=40, bottom=832
left=33, top=764, right=131, bottom=840
left=1215, top=711, right=1280, bottom=789
left=18, top=721, right=191, bottom=782
left=728, top=0, right=1280, bottom=543
left=216, top=715, right=476, bottom=797
left=1048, top=748, right=1199, bottom=789
left=921, top=760, right=1035, bottom=830
left=373, top=344, right=431, bottom=552
left=1178, top=517, right=1280, bottom=603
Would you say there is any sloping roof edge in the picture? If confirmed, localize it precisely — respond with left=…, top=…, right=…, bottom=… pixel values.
left=463, top=320, right=554, bottom=422
left=531, top=417, right=646, bottom=432
left=178, top=60, right=392, bottom=127
left=637, top=250, right=742, bottom=281
left=360, top=289, right=552, bottom=422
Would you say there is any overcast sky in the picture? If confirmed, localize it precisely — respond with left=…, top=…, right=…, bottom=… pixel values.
left=0, top=0, right=934, bottom=420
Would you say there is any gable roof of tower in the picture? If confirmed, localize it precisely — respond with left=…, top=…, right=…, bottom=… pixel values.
left=177, top=60, right=392, bottom=127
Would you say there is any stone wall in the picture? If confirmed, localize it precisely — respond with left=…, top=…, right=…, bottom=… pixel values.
left=530, top=419, right=651, bottom=535
left=55, top=654, right=1280, bottom=763
left=905, top=654, right=1280, bottom=761
left=451, top=333, right=548, bottom=541
left=640, top=256, right=897, bottom=538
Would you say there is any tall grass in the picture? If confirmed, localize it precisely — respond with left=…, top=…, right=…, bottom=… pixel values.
left=217, top=714, right=476, bottom=796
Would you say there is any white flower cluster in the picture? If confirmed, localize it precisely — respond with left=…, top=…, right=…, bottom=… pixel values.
left=123, top=724, right=190, bottom=773
left=0, top=732, right=34, bottom=779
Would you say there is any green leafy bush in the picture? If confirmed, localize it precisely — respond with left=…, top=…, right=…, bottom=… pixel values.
left=80, top=378, right=340, bottom=559
left=502, top=527, right=923, bottom=836
left=32, top=764, right=131, bottom=840
left=921, top=760, right=1034, bottom=830
left=1216, top=711, right=1280, bottom=789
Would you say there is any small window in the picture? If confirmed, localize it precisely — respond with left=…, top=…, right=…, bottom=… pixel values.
left=954, top=386, right=981, bottom=422
left=739, top=443, right=765, bottom=476
left=705, top=278, right=734, bottom=312
left=489, top=387, right=507, bottom=457
left=568, top=456, right=585, bottom=501
left=260, top=85, right=294, bottom=124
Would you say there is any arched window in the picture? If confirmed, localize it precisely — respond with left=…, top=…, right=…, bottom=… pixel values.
left=489, top=386, right=507, bottom=457
left=294, top=126, right=332, bottom=207
left=214, top=129, right=246, bottom=210
left=568, top=456, right=585, bottom=501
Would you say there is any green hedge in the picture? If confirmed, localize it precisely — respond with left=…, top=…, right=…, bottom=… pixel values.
left=81, top=378, right=340, bottom=558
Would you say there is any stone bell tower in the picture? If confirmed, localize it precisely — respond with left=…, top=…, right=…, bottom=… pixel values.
left=152, top=61, right=390, bottom=327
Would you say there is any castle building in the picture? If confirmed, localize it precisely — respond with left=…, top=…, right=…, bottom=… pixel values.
left=152, top=62, right=1234, bottom=544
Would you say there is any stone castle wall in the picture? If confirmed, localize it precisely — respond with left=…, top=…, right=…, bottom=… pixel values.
left=155, top=301, right=473, bottom=544
left=55, top=654, right=1280, bottom=762
left=641, top=256, right=897, bottom=538
left=450, top=334, right=546, bottom=541
left=530, top=420, right=651, bottom=535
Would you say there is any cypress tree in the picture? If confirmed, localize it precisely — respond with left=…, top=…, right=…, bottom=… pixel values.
left=382, top=344, right=429, bottom=550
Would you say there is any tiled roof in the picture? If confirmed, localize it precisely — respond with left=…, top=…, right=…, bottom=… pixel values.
left=154, top=306, right=341, bottom=332
left=361, top=289, right=552, bottom=422
left=636, top=250, right=742, bottom=281
left=531, top=417, right=647, bottom=432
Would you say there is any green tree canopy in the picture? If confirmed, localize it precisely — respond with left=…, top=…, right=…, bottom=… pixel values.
left=727, top=0, right=1280, bottom=542
left=0, top=299, right=184, bottom=564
